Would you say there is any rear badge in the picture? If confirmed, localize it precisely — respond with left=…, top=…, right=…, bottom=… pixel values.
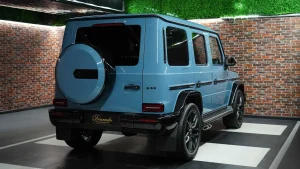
left=92, top=114, right=113, bottom=125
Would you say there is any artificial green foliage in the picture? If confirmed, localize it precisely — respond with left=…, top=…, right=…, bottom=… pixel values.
left=242, top=0, right=300, bottom=15
left=125, top=0, right=162, bottom=14
left=125, top=0, right=300, bottom=19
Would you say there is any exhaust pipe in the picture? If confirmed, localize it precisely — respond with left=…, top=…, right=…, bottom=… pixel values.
left=203, top=124, right=212, bottom=131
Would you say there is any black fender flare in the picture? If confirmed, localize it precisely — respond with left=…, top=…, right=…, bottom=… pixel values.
left=174, top=90, right=203, bottom=116
left=229, top=80, right=246, bottom=106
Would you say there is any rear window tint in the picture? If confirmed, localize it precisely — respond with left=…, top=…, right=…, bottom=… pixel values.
left=192, top=33, right=207, bottom=65
left=75, top=25, right=141, bottom=66
left=166, top=27, right=189, bottom=66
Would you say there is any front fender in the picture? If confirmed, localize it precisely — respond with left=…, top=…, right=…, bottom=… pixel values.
left=229, top=80, right=246, bottom=106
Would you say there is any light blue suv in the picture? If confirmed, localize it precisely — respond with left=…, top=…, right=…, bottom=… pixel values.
left=49, top=14, right=246, bottom=161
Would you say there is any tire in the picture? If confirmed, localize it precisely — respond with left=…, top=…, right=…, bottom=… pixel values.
left=223, top=90, right=245, bottom=129
left=65, top=130, right=102, bottom=151
left=175, top=103, right=202, bottom=161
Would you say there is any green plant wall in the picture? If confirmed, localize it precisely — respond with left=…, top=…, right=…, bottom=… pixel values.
left=125, top=0, right=300, bottom=19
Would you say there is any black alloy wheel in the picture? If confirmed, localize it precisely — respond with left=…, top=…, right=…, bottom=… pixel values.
left=176, top=103, right=202, bottom=161
left=223, top=90, right=245, bottom=129
left=184, top=109, right=200, bottom=154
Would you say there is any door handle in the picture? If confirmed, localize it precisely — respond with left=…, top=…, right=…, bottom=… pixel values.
left=214, top=79, right=218, bottom=84
left=124, top=84, right=140, bottom=90
left=196, top=81, right=201, bottom=88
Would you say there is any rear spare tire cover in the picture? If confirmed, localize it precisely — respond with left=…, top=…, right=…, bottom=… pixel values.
left=56, top=44, right=106, bottom=104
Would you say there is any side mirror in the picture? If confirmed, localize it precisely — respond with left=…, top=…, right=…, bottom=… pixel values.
left=225, top=56, right=236, bottom=67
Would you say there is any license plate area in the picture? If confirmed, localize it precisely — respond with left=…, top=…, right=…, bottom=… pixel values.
left=91, top=114, right=119, bottom=126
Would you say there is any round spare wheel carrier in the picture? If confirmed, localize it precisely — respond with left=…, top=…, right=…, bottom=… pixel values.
left=55, top=44, right=107, bottom=104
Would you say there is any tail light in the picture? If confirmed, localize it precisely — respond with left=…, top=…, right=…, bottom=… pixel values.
left=53, top=98, right=67, bottom=107
left=142, top=103, right=164, bottom=112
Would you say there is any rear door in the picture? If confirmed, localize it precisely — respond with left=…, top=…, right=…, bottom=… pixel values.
left=68, top=18, right=146, bottom=113
left=190, top=31, right=214, bottom=114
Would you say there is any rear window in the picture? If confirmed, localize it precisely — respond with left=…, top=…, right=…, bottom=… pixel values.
left=75, top=24, right=141, bottom=66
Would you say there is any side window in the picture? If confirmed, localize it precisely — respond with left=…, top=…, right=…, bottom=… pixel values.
left=166, top=27, right=189, bottom=66
left=209, top=37, right=223, bottom=65
left=192, top=33, right=207, bottom=65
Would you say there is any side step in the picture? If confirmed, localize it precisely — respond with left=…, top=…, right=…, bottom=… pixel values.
left=203, top=106, right=233, bottom=125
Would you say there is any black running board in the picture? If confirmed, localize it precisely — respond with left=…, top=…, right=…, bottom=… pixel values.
left=203, top=106, right=233, bottom=125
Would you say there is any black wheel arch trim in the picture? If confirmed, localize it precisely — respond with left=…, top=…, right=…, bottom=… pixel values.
left=174, top=90, right=203, bottom=116
left=229, top=80, right=246, bottom=106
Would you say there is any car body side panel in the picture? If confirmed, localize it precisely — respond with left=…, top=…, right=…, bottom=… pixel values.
left=142, top=18, right=172, bottom=114
left=142, top=19, right=196, bottom=114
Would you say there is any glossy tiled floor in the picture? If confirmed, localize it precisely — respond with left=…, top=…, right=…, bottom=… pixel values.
left=0, top=107, right=299, bottom=169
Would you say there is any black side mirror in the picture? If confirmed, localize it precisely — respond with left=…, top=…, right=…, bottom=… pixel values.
left=225, top=56, right=236, bottom=67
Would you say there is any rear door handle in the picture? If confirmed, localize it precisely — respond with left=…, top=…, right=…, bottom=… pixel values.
left=196, top=81, right=201, bottom=88
left=124, top=84, right=140, bottom=90
left=214, top=79, right=218, bottom=84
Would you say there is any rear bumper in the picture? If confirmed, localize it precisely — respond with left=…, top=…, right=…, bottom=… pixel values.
left=48, top=108, right=180, bottom=135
